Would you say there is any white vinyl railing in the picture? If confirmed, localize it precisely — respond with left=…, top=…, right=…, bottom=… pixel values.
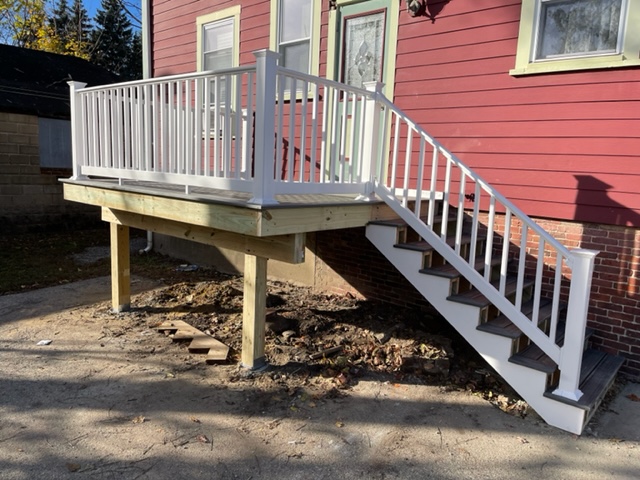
left=69, top=49, right=596, bottom=401
left=366, top=90, right=598, bottom=402
left=69, top=50, right=378, bottom=203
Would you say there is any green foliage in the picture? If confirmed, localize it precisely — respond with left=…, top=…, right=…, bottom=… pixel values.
left=0, top=0, right=140, bottom=75
left=91, top=0, right=138, bottom=79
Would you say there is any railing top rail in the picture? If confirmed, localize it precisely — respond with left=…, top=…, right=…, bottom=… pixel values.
left=376, top=95, right=573, bottom=260
left=76, top=65, right=258, bottom=93
left=275, top=65, right=375, bottom=98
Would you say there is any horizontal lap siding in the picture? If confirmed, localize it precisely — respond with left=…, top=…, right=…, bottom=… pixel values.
left=394, top=0, right=640, bottom=227
left=151, top=0, right=271, bottom=77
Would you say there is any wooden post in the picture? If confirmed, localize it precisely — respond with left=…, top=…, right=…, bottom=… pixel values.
left=110, top=223, right=131, bottom=312
left=241, top=254, right=268, bottom=369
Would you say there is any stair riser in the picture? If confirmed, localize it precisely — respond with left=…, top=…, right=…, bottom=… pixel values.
left=367, top=222, right=588, bottom=435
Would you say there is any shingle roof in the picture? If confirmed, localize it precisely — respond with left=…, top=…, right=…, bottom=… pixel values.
left=0, top=44, right=119, bottom=119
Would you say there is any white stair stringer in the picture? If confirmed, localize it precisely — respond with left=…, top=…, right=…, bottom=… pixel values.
left=366, top=222, right=588, bottom=434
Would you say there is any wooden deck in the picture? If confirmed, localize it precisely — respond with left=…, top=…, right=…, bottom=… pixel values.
left=62, top=178, right=397, bottom=369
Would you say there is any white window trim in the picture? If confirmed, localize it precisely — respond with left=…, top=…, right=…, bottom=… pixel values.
left=511, top=0, right=640, bottom=76
left=196, top=5, right=241, bottom=72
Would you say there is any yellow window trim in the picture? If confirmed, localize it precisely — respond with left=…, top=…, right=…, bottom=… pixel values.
left=196, top=5, right=241, bottom=72
left=511, top=0, right=640, bottom=76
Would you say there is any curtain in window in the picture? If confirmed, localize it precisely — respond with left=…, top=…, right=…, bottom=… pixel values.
left=537, top=0, right=623, bottom=59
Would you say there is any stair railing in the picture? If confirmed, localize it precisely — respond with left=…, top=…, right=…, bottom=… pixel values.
left=363, top=84, right=598, bottom=402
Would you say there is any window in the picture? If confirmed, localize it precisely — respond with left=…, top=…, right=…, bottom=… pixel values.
left=196, top=6, right=241, bottom=92
left=270, top=0, right=321, bottom=91
left=196, top=7, right=241, bottom=132
left=511, top=0, right=640, bottom=75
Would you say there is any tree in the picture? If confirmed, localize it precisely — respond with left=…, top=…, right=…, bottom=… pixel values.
left=49, top=0, right=70, bottom=45
left=67, top=0, right=91, bottom=59
left=0, top=0, right=53, bottom=48
left=91, top=0, right=136, bottom=78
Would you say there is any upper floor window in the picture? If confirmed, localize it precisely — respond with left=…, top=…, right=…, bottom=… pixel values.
left=270, top=0, right=321, bottom=93
left=511, top=0, right=640, bottom=75
left=277, top=0, right=313, bottom=73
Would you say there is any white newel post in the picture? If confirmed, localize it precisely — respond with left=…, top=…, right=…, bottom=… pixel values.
left=553, top=248, right=599, bottom=401
left=249, top=49, right=279, bottom=205
left=68, top=81, right=88, bottom=180
left=359, top=81, right=384, bottom=200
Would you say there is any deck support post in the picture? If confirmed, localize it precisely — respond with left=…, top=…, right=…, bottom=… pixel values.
left=241, top=254, right=268, bottom=369
left=553, top=248, right=599, bottom=401
left=110, top=223, right=131, bottom=312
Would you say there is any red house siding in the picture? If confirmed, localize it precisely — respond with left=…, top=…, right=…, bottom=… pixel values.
left=393, top=0, right=640, bottom=227
left=149, top=1, right=640, bottom=378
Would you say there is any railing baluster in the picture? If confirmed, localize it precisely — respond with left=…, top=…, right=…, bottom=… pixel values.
left=213, top=77, right=220, bottom=176
left=195, top=77, right=203, bottom=177
left=532, top=239, right=545, bottom=326
left=441, top=155, right=452, bottom=241
left=310, top=84, right=319, bottom=183
left=339, top=87, right=348, bottom=183
left=469, top=182, right=481, bottom=268
left=329, top=86, right=339, bottom=184
left=390, top=112, right=400, bottom=196
left=346, top=92, right=357, bottom=182
left=243, top=72, right=253, bottom=180
left=288, top=77, right=297, bottom=183
left=414, top=136, right=426, bottom=219
left=319, top=84, right=328, bottom=183
left=550, top=254, right=563, bottom=344
left=484, top=195, right=496, bottom=281
left=427, top=147, right=439, bottom=228
left=402, top=126, right=412, bottom=207
left=276, top=75, right=285, bottom=181
left=144, top=84, right=152, bottom=172
left=516, top=224, right=528, bottom=311
left=234, top=74, right=242, bottom=179
left=455, top=170, right=466, bottom=256
left=499, top=209, right=512, bottom=295
left=223, top=75, right=232, bottom=178
left=299, top=80, right=308, bottom=183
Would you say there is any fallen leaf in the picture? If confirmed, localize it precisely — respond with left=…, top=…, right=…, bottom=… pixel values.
left=335, top=421, right=344, bottom=428
left=66, top=463, right=81, bottom=472
left=517, top=437, right=529, bottom=444
left=131, top=415, right=146, bottom=424
left=190, top=416, right=201, bottom=423
left=626, top=393, right=640, bottom=402
left=196, top=434, right=210, bottom=444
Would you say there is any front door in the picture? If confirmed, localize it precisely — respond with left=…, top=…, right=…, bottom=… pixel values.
left=328, top=0, right=398, bottom=180
left=332, top=0, right=398, bottom=98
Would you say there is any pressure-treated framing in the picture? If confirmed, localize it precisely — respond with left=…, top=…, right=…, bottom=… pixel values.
left=64, top=180, right=395, bottom=368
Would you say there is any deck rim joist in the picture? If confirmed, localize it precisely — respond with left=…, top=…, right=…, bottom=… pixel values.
left=62, top=179, right=395, bottom=237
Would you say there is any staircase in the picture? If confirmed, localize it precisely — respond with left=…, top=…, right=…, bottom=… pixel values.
left=366, top=200, right=623, bottom=435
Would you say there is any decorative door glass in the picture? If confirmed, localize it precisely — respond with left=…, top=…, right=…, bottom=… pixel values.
left=342, top=11, right=385, bottom=88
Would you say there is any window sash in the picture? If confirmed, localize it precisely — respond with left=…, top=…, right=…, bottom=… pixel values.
left=534, top=0, right=625, bottom=61
left=277, top=0, right=312, bottom=73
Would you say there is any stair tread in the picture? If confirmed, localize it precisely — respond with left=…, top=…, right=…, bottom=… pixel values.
left=395, top=233, right=481, bottom=254
left=544, top=350, right=625, bottom=411
left=477, top=298, right=554, bottom=339
left=508, top=324, right=597, bottom=374
left=368, top=211, right=458, bottom=229
left=421, top=256, right=501, bottom=279
left=447, top=277, right=533, bottom=308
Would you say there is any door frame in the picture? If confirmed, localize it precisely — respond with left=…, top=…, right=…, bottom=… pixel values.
left=327, top=0, right=399, bottom=100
